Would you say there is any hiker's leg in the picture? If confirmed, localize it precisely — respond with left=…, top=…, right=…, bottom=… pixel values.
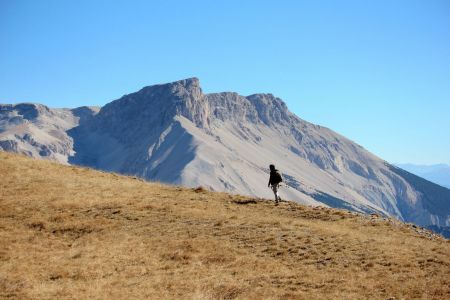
left=272, top=185, right=279, bottom=202
left=276, top=184, right=281, bottom=201
left=271, top=185, right=276, bottom=200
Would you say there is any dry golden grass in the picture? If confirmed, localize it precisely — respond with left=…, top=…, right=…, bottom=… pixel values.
left=0, top=151, right=449, bottom=299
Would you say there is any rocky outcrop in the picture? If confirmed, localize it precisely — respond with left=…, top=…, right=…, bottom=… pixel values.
left=0, top=103, right=99, bottom=163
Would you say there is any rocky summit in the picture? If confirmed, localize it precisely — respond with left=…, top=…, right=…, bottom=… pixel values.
left=1, top=78, right=449, bottom=234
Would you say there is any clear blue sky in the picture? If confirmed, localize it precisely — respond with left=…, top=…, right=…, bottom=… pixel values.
left=1, top=0, right=449, bottom=165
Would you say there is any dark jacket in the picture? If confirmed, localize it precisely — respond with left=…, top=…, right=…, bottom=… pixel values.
left=268, top=169, right=283, bottom=186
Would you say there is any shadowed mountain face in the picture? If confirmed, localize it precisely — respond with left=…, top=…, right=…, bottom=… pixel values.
left=1, top=78, right=449, bottom=231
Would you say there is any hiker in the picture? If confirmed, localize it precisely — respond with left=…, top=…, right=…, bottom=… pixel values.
left=268, top=164, right=283, bottom=205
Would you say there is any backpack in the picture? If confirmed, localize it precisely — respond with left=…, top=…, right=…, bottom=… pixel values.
left=272, top=170, right=283, bottom=184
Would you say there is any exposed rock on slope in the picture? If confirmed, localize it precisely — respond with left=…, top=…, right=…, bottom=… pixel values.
left=0, top=103, right=99, bottom=163
left=1, top=78, right=449, bottom=231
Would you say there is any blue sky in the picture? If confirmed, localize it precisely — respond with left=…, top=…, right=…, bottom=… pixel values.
left=1, top=0, right=449, bottom=164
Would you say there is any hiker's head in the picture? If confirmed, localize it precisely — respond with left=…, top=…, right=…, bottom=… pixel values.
left=269, top=164, right=275, bottom=171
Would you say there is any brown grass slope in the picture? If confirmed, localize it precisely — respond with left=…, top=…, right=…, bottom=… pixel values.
left=0, top=151, right=449, bottom=300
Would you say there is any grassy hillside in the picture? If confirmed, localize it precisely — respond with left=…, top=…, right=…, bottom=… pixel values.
left=0, top=151, right=449, bottom=299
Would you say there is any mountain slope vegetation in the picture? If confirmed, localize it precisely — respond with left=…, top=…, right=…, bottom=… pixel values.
left=1, top=151, right=449, bottom=299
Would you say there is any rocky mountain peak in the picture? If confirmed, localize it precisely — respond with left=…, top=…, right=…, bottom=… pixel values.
left=171, top=77, right=200, bottom=89
left=90, top=78, right=294, bottom=130
left=82, top=78, right=209, bottom=141
left=138, top=77, right=202, bottom=99
left=0, top=103, right=52, bottom=121
left=246, top=93, right=291, bottom=126
left=204, top=91, right=293, bottom=127
left=70, top=106, right=100, bottom=124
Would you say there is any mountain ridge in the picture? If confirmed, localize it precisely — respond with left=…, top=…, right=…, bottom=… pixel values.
left=1, top=78, right=449, bottom=232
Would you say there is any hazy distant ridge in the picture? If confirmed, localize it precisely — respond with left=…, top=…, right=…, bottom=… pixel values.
left=395, top=163, right=450, bottom=189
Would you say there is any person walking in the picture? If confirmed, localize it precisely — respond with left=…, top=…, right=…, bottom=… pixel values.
left=268, top=164, right=283, bottom=205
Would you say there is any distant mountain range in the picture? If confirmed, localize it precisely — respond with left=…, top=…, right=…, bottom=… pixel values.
left=1, top=78, right=449, bottom=234
left=395, top=163, right=450, bottom=189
